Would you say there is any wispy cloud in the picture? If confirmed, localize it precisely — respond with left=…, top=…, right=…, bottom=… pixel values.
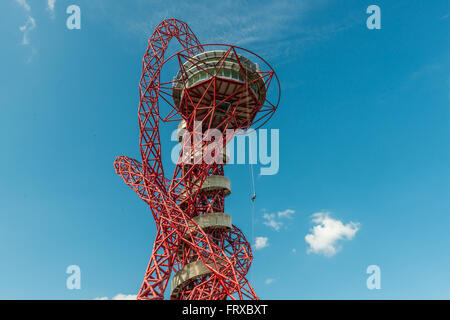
left=254, top=236, right=269, bottom=250
left=84, top=0, right=356, bottom=60
left=15, top=0, right=30, bottom=11
left=94, top=293, right=137, bottom=300
left=265, top=278, right=275, bottom=285
left=305, top=211, right=359, bottom=257
left=47, top=0, right=56, bottom=18
left=14, top=0, right=36, bottom=51
left=47, top=0, right=56, bottom=11
left=278, top=209, right=295, bottom=219
left=14, top=0, right=56, bottom=60
left=122, top=0, right=310, bottom=46
left=263, top=213, right=283, bottom=231
left=262, top=209, right=295, bottom=231
left=19, top=16, right=35, bottom=45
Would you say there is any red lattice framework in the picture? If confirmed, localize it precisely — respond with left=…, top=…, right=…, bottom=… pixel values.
left=114, top=19, right=280, bottom=300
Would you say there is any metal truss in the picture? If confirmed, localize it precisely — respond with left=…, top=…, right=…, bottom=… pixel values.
left=114, top=18, right=279, bottom=300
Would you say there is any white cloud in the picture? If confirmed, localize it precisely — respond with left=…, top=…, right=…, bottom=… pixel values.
left=112, top=293, right=137, bottom=300
left=254, top=236, right=269, bottom=250
left=93, top=293, right=137, bottom=300
left=265, top=278, right=275, bottom=285
left=75, top=1, right=359, bottom=64
left=278, top=209, right=295, bottom=219
left=122, top=1, right=310, bottom=46
left=263, top=213, right=283, bottom=231
left=47, top=0, right=56, bottom=11
left=19, top=16, right=36, bottom=45
left=305, top=212, right=359, bottom=257
left=47, top=0, right=56, bottom=18
left=292, top=248, right=297, bottom=254
left=14, top=0, right=35, bottom=46
left=15, top=0, right=30, bottom=11
left=92, top=1, right=329, bottom=58
left=262, top=209, right=295, bottom=231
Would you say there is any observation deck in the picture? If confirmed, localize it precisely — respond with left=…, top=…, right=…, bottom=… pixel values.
left=172, top=50, right=267, bottom=130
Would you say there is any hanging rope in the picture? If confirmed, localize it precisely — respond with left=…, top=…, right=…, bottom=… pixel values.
left=250, top=163, right=256, bottom=202
left=248, top=162, right=256, bottom=284
left=249, top=162, right=256, bottom=249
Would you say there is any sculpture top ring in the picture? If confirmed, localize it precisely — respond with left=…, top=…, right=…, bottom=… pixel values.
left=156, top=43, right=281, bottom=131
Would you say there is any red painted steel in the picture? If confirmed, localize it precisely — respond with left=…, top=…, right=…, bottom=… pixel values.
left=114, top=19, right=279, bottom=300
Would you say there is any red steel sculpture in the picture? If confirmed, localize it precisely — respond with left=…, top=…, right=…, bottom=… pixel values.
left=114, top=19, right=280, bottom=300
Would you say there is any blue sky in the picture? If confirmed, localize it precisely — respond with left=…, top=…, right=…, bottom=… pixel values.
left=0, top=0, right=449, bottom=299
